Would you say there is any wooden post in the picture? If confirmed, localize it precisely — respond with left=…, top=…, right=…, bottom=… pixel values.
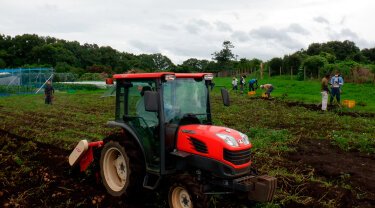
left=268, top=67, right=271, bottom=78
left=304, top=67, right=306, bottom=81
left=291, top=67, right=293, bottom=80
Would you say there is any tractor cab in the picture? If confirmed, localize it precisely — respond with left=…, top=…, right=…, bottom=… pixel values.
left=111, top=73, right=216, bottom=173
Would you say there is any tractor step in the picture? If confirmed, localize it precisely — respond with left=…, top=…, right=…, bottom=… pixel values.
left=170, top=150, right=192, bottom=158
left=143, top=173, right=161, bottom=190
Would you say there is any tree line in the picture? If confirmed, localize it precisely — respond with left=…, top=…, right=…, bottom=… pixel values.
left=267, top=40, right=375, bottom=81
left=1, top=34, right=375, bottom=81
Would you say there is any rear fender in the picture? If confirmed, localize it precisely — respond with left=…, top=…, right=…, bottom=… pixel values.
left=106, top=121, right=149, bottom=169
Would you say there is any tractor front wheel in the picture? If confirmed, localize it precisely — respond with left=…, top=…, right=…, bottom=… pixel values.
left=168, top=175, right=207, bottom=208
left=100, top=141, right=130, bottom=196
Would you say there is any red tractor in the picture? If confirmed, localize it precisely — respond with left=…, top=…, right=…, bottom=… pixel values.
left=69, top=72, right=276, bottom=207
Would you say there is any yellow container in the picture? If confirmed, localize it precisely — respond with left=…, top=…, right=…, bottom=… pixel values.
left=342, top=100, right=355, bottom=108
left=262, top=93, right=268, bottom=98
left=248, top=91, right=256, bottom=96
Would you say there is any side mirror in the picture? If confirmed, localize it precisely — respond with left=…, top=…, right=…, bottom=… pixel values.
left=221, top=88, right=230, bottom=106
left=144, top=91, right=159, bottom=112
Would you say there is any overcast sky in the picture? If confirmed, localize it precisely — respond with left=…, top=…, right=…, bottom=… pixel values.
left=1, top=0, right=374, bottom=64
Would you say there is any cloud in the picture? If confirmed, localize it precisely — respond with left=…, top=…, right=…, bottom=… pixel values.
left=287, top=23, right=310, bottom=35
left=326, top=28, right=374, bottom=49
left=231, top=31, right=249, bottom=42
left=215, top=21, right=233, bottom=32
left=249, top=26, right=304, bottom=50
left=185, top=19, right=212, bottom=34
left=340, top=28, right=358, bottom=39
left=160, top=24, right=178, bottom=31
left=128, top=40, right=160, bottom=54
left=313, top=16, right=329, bottom=24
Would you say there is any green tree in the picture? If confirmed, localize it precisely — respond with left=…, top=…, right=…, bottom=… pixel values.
left=283, top=53, right=302, bottom=74
left=306, top=43, right=322, bottom=56
left=361, top=48, right=375, bottom=63
left=212, top=41, right=236, bottom=71
left=302, top=55, right=327, bottom=77
left=55, top=62, right=73, bottom=73
left=0, top=58, right=6, bottom=68
left=181, top=58, right=202, bottom=72
left=150, top=53, right=175, bottom=71
left=269, top=57, right=283, bottom=74
left=319, top=52, right=336, bottom=64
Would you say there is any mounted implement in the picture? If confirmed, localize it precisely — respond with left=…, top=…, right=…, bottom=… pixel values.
left=69, top=72, right=276, bottom=207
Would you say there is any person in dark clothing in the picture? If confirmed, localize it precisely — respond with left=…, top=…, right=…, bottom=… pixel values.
left=207, top=79, right=215, bottom=91
left=45, top=81, right=54, bottom=105
left=248, top=79, right=258, bottom=91
left=330, top=71, right=344, bottom=104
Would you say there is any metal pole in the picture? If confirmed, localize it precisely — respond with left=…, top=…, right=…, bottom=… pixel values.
left=19, top=68, right=21, bottom=94
left=35, top=73, right=54, bottom=94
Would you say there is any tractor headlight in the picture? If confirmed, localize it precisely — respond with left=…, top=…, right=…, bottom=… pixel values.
left=204, top=74, right=214, bottom=80
left=216, top=133, right=239, bottom=147
left=238, top=131, right=250, bottom=145
left=165, top=74, right=176, bottom=81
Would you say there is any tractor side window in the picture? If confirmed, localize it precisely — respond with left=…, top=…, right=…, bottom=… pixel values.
left=127, top=81, right=158, bottom=128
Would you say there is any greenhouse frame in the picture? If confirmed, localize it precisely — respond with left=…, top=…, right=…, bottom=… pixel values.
left=0, top=67, right=54, bottom=96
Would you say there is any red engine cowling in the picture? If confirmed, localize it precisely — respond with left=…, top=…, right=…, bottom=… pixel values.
left=176, top=125, right=252, bottom=169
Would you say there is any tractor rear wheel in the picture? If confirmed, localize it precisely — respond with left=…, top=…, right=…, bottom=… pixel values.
left=100, top=139, right=144, bottom=197
left=168, top=175, right=208, bottom=208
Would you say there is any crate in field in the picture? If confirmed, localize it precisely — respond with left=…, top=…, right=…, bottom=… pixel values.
left=248, top=91, right=256, bottom=96
left=342, top=100, right=355, bottom=108
left=262, top=93, right=268, bottom=98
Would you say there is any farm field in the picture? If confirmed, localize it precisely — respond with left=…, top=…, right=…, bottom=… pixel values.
left=0, top=89, right=375, bottom=207
left=214, top=76, right=375, bottom=112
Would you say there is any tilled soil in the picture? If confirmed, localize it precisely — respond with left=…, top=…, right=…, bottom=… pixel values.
left=0, top=130, right=163, bottom=208
left=288, top=138, right=375, bottom=208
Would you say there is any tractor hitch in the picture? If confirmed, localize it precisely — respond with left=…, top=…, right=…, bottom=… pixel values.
left=68, top=140, right=103, bottom=171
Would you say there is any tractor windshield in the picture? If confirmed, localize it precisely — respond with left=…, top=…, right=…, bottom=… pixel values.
left=162, top=78, right=210, bottom=125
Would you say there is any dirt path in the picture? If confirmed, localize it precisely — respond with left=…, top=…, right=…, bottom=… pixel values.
left=288, top=138, right=375, bottom=207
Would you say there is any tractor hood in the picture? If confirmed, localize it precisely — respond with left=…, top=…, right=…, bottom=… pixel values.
left=177, top=124, right=251, bottom=150
left=176, top=124, right=252, bottom=168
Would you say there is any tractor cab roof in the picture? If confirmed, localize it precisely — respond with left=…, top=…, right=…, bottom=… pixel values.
left=113, top=72, right=213, bottom=79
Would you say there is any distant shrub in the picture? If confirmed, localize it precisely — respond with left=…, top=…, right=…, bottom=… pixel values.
left=53, top=83, right=101, bottom=91
left=79, top=73, right=108, bottom=81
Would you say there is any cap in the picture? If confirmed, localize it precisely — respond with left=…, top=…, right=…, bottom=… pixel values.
left=260, top=85, right=263, bottom=88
